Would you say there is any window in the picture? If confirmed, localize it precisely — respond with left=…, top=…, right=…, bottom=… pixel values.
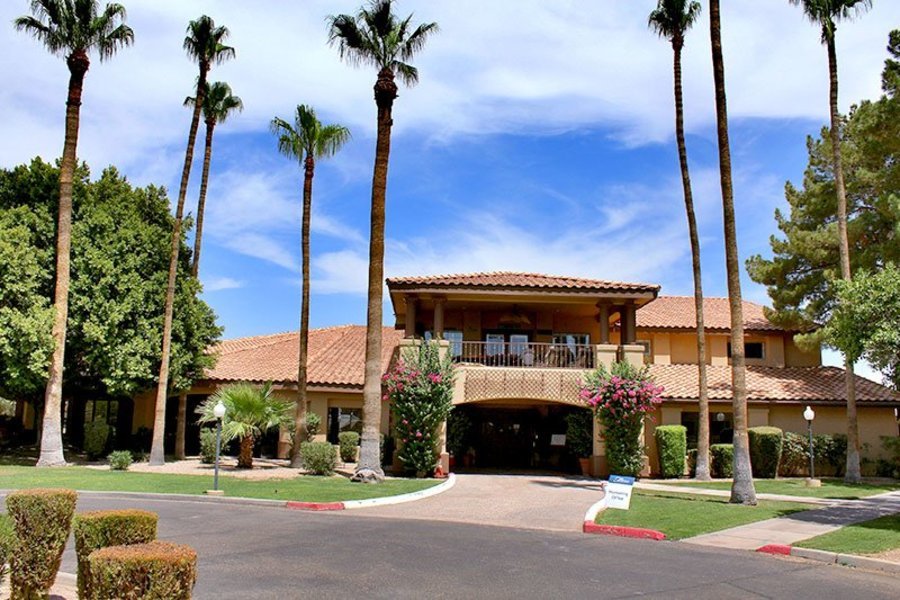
left=636, top=340, right=652, bottom=357
left=680, top=411, right=735, bottom=448
left=327, top=407, right=362, bottom=443
left=727, top=341, right=765, bottom=360
left=485, top=333, right=505, bottom=356
left=509, top=334, right=529, bottom=356
left=552, top=333, right=590, bottom=348
left=425, top=330, right=463, bottom=357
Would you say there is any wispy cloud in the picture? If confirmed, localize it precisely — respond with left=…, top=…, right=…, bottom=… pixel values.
left=203, top=276, right=244, bottom=292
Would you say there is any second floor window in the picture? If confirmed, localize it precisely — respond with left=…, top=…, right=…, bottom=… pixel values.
left=727, top=341, right=765, bottom=360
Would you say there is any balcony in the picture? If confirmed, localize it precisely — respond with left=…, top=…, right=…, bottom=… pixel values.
left=453, top=341, right=595, bottom=370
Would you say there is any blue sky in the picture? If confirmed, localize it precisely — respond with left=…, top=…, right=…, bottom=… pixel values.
left=2, top=1, right=898, bottom=379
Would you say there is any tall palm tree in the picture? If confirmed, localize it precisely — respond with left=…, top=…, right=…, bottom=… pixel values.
left=787, top=0, right=871, bottom=483
left=270, top=105, right=350, bottom=469
left=648, top=0, right=711, bottom=481
left=708, top=0, right=756, bottom=504
left=172, top=81, right=243, bottom=460
left=15, top=0, right=133, bottom=467
left=150, top=15, right=234, bottom=465
left=327, top=0, right=438, bottom=483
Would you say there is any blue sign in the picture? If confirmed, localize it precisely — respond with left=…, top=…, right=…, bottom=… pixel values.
left=609, top=474, right=635, bottom=486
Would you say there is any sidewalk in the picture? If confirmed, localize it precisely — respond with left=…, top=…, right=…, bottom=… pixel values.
left=635, top=481, right=835, bottom=505
left=681, top=490, right=900, bottom=551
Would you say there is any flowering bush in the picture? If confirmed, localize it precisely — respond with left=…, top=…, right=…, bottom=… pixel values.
left=383, top=341, right=455, bottom=477
left=579, top=362, right=664, bottom=476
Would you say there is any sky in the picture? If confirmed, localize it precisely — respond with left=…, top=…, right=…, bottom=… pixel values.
left=2, top=0, right=897, bottom=381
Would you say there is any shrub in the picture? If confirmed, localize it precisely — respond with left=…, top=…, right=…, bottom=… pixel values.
left=779, top=431, right=809, bottom=476
left=199, top=428, right=217, bottom=464
left=305, top=412, right=321, bottom=441
left=748, top=426, right=783, bottom=479
left=565, top=410, right=594, bottom=459
left=814, top=433, right=848, bottom=476
left=686, top=448, right=698, bottom=477
left=877, top=436, right=900, bottom=478
left=301, top=441, right=337, bottom=475
left=446, top=409, right=473, bottom=458
left=710, top=444, right=734, bottom=478
left=338, top=431, right=360, bottom=463
left=108, top=450, right=133, bottom=471
left=655, top=425, right=687, bottom=479
left=84, top=419, right=111, bottom=460
left=6, top=488, right=78, bottom=599
left=74, top=510, right=158, bottom=599
left=87, top=541, right=197, bottom=600
left=0, top=514, right=14, bottom=587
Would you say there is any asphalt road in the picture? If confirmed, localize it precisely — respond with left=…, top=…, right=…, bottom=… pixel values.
left=41, top=493, right=899, bottom=599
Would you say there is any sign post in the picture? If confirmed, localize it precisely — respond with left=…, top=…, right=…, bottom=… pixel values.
left=605, top=474, right=635, bottom=510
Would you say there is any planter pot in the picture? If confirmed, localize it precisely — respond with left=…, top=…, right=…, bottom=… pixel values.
left=578, top=457, right=592, bottom=477
left=449, top=455, right=456, bottom=471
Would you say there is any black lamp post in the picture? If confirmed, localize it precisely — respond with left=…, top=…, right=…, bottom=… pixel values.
left=213, top=400, right=226, bottom=492
left=803, top=405, right=819, bottom=487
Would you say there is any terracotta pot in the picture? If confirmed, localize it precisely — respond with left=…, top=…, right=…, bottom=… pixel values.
left=578, top=457, right=592, bottom=477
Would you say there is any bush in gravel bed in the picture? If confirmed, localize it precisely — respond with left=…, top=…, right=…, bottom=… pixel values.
left=74, top=509, right=159, bottom=599
left=6, top=488, right=78, bottom=599
left=710, top=444, right=734, bottom=478
left=301, top=441, right=337, bottom=475
left=0, top=514, right=14, bottom=587
left=199, top=428, right=217, bottom=464
left=748, top=427, right=783, bottom=478
left=655, top=425, right=687, bottom=479
left=108, top=450, right=134, bottom=471
left=338, top=431, right=360, bottom=463
left=87, top=541, right=197, bottom=600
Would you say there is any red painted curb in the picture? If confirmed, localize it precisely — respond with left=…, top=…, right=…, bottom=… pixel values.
left=583, top=522, right=666, bottom=540
left=756, top=544, right=792, bottom=555
left=285, top=501, right=345, bottom=511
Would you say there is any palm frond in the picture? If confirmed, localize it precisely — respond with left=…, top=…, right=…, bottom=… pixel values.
left=196, top=382, right=290, bottom=445
left=15, top=0, right=132, bottom=60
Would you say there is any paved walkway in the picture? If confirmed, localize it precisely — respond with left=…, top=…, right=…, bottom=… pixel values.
left=336, top=472, right=605, bottom=532
left=682, top=490, right=900, bottom=551
left=636, top=481, right=835, bottom=505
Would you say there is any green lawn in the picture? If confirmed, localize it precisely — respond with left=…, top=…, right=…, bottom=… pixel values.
left=596, top=490, right=816, bottom=540
left=795, top=514, right=900, bottom=555
left=0, top=466, right=438, bottom=503
left=665, top=478, right=899, bottom=500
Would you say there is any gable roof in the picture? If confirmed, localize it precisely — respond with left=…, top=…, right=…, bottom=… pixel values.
left=637, top=296, right=781, bottom=331
left=386, top=272, right=660, bottom=295
left=205, top=325, right=404, bottom=388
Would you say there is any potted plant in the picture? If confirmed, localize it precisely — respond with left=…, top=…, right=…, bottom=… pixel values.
left=565, top=410, right=594, bottom=476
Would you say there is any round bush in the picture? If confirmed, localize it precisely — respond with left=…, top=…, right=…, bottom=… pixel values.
left=655, top=425, right=687, bottom=479
left=6, top=488, right=78, bottom=599
left=84, top=419, right=111, bottom=460
left=87, top=541, right=197, bottom=600
left=301, top=441, right=337, bottom=475
left=748, top=426, right=783, bottom=479
left=74, top=509, right=158, bottom=599
left=338, top=431, right=360, bottom=463
left=108, top=450, right=134, bottom=471
left=710, top=444, right=734, bottom=478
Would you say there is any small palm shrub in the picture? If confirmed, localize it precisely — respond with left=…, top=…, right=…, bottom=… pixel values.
left=6, top=488, right=78, bottom=599
left=108, top=450, right=133, bottom=471
left=655, top=425, right=687, bottom=479
left=301, top=441, right=337, bottom=475
left=710, top=444, right=734, bottom=478
left=0, top=514, right=14, bottom=588
left=74, top=510, right=158, bottom=599
left=84, top=419, right=111, bottom=460
left=748, top=427, right=783, bottom=478
left=87, top=541, right=197, bottom=600
left=199, top=428, right=217, bottom=464
left=338, top=431, right=360, bottom=463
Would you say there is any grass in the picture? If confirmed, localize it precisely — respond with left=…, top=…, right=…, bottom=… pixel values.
left=0, top=465, right=438, bottom=503
left=795, top=514, right=900, bottom=555
left=664, top=478, right=900, bottom=500
left=596, top=490, right=816, bottom=540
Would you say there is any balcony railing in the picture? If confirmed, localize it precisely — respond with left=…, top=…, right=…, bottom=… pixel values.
left=452, top=341, right=595, bottom=369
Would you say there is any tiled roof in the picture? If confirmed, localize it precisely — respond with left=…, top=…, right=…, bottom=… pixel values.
left=205, top=325, right=404, bottom=387
left=650, top=364, right=898, bottom=404
left=386, top=272, right=660, bottom=294
left=637, top=296, right=779, bottom=331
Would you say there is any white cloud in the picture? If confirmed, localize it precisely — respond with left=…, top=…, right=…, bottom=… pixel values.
left=203, top=276, right=244, bottom=292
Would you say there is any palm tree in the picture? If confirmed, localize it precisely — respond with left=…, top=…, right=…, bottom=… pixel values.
left=708, top=0, right=756, bottom=504
left=197, top=383, right=291, bottom=469
left=787, top=0, right=871, bottom=483
left=648, top=0, right=711, bottom=482
left=15, top=0, right=133, bottom=467
left=150, top=16, right=234, bottom=465
left=270, top=105, right=350, bottom=469
left=327, top=0, right=438, bottom=483
left=172, top=81, right=243, bottom=460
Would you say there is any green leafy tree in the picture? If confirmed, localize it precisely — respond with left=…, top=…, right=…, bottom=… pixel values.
left=14, top=0, right=134, bottom=467
left=787, top=0, right=872, bottom=484
left=270, top=105, right=350, bottom=469
left=151, top=15, right=235, bottom=466
left=197, top=383, right=291, bottom=469
left=327, top=0, right=438, bottom=483
left=648, top=0, right=711, bottom=482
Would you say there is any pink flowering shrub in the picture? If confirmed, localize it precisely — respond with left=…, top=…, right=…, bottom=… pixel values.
left=383, top=341, right=455, bottom=477
left=579, top=361, right=664, bottom=476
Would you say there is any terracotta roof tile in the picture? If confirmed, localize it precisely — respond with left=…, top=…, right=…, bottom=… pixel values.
left=638, top=296, right=778, bottom=331
left=387, top=272, right=660, bottom=294
left=650, top=364, right=898, bottom=403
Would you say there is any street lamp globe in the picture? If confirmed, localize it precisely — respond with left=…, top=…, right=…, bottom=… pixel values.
left=214, top=400, right=226, bottom=420
left=803, top=405, right=815, bottom=422
left=716, top=412, right=725, bottom=422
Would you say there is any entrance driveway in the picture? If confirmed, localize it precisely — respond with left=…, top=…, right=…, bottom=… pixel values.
left=339, top=472, right=604, bottom=532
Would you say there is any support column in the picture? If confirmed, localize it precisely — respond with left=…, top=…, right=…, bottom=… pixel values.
left=433, top=297, right=446, bottom=339
left=622, top=303, right=637, bottom=344
left=597, top=303, right=610, bottom=344
left=404, top=295, right=417, bottom=338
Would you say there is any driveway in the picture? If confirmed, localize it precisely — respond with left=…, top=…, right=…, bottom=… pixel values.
left=337, top=472, right=605, bottom=531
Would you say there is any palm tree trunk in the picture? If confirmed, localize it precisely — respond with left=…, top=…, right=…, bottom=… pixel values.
left=149, top=67, right=208, bottom=466
left=353, top=67, right=398, bottom=483
left=709, top=0, right=756, bottom=504
left=290, top=156, right=314, bottom=468
left=238, top=435, right=254, bottom=469
left=672, top=41, right=711, bottom=481
left=37, top=51, right=90, bottom=467
left=826, top=32, right=861, bottom=483
left=174, top=394, right=187, bottom=460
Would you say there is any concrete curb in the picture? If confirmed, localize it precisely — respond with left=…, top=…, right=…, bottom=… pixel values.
left=757, top=543, right=900, bottom=576
left=285, top=474, right=457, bottom=511
left=581, top=495, right=666, bottom=540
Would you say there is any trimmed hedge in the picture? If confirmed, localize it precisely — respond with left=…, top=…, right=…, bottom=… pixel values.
left=74, top=509, right=158, bottom=599
left=108, top=450, right=134, bottom=471
left=780, top=431, right=809, bottom=476
left=87, top=541, right=197, bottom=600
left=655, top=425, right=687, bottom=479
left=748, top=426, right=783, bottom=478
left=6, top=488, right=78, bottom=599
left=84, top=419, right=111, bottom=460
left=338, top=431, right=360, bottom=463
left=0, top=514, right=14, bottom=587
left=301, top=441, right=337, bottom=475
left=710, top=444, right=734, bottom=478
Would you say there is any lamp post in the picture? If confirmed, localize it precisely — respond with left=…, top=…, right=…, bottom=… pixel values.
left=213, top=400, right=226, bottom=493
left=803, top=405, right=820, bottom=487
